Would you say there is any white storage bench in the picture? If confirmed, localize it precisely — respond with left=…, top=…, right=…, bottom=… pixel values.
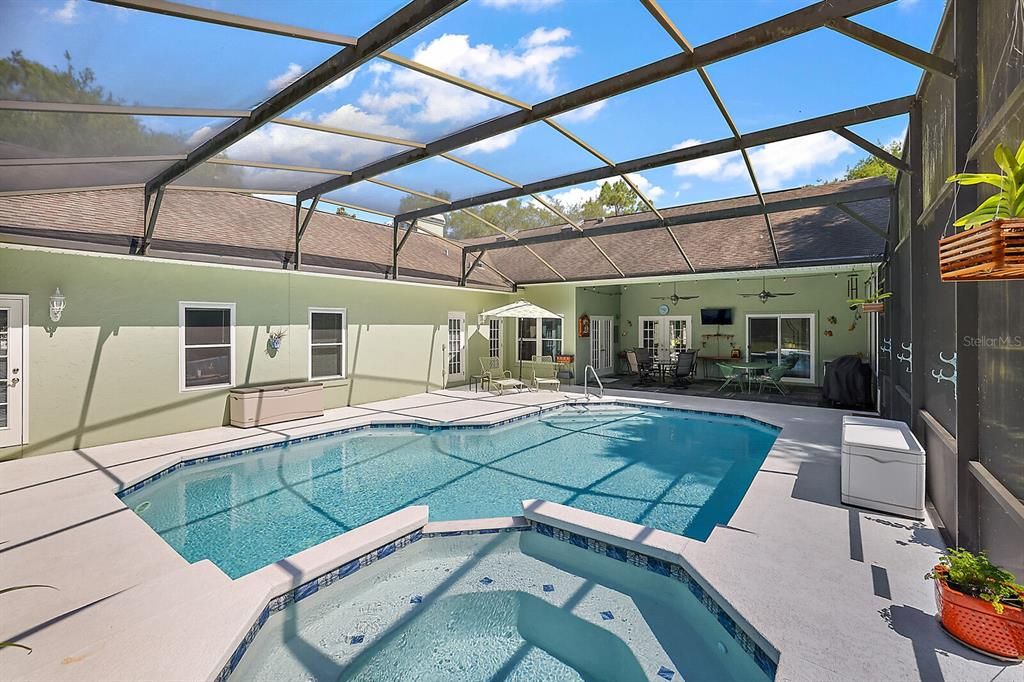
left=841, top=415, right=926, bottom=519
left=229, top=381, right=324, bottom=428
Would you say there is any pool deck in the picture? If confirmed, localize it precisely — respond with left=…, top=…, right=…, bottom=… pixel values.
left=0, top=388, right=1016, bottom=682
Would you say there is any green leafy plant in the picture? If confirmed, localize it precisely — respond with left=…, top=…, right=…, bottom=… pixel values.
left=847, top=291, right=893, bottom=305
left=926, top=548, right=1024, bottom=614
left=947, top=140, right=1024, bottom=228
left=1, top=584, right=57, bottom=653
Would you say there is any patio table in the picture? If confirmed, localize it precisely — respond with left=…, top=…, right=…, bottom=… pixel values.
left=721, top=360, right=773, bottom=392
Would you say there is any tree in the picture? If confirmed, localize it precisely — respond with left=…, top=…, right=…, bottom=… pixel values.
left=335, top=206, right=356, bottom=218
left=578, top=179, right=644, bottom=218
left=843, top=141, right=903, bottom=183
left=0, top=50, right=239, bottom=184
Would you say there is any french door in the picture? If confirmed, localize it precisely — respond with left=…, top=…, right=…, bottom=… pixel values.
left=0, top=296, right=27, bottom=448
left=637, top=316, right=691, bottom=361
left=746, top=313, right=816, bottom=384
left=589, top=316, right=614, bottom=375
left=447, top=312, right=465, bottom=383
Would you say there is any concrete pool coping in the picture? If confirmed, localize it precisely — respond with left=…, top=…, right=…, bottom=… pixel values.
left=0, top=388, right=1013, bottom=681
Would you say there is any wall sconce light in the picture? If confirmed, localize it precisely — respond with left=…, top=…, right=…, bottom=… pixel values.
left=49, top=287, right=66, bottom=322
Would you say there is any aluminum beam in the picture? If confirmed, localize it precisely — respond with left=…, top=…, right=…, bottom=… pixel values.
left=0, top=100, right=250, bottom=118
left=300, top=0, right=896, bottom=200
left=825, top=16, right=957, bottom=78
left=206, top=157, right=352, bottom=175
left=272, top=118, right=426, bottom=148
left=641, top=0, right=779, bottom=266
left=833, top=126, right=911, bottom=172
left=835, top=202, right=888, bottom=239
left=397, top=95, right=913, bottom=222
left=145, top=0, right=465, bottom=195
left=0, top=155, right=185, bottom=166
left=464, top=182, right=893, bottom=253
left=458, top=210, right=566, bottom=281
left=139, top=186, right=164, bottom=255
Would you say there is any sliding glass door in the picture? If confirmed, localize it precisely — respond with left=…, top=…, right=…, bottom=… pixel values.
left=746, top=314, right=816, bottom=383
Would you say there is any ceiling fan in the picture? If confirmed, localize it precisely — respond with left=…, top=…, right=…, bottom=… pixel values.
left=651, top=282, right=699, bottom=306
left=739, top=277, right=796, bottom=304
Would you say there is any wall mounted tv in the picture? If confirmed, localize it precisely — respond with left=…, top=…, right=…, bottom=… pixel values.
left=700, top=308, right=734, bottom=325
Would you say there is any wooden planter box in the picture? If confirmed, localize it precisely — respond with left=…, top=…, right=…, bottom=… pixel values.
left=933, top=567, right=1024, bottom=660
left=860, top=302, right=885, bottom=313
left=939, top=218, right=1024, bottom=281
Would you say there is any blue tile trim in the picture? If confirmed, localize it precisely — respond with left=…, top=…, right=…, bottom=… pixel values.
left=214, top=527, right=422, bottom=682
left=528, top=521, right=777, bottom=679
left=421, top=525, right=529, bottom=538
left=117, top=401, right=777, bottom=499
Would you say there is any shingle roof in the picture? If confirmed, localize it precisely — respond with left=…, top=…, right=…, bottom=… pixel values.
left=0, top=177, right=888, bottom=288
left=473, top=177, right=889, bottom=283
left=0, top=187, right=507, bottom=288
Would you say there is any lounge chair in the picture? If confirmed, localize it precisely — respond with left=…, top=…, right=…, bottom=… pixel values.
left=480, top=357, right=524, bottom=395
left=673, top=350, right=698, bottom=388
left=626, top=349, right=654, bottom=386
left=530, top=361, right=560, bottom=392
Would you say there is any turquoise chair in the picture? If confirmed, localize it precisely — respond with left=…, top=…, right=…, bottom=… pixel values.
left=716, top=363, right=746, bottom=393
left=756, top=363, right=789, bottom=395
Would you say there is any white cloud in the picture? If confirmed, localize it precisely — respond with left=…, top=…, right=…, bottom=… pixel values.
left=669, top=132, right=855, bottom=190
left=43, top=0, right=78, bottom=23
left=228, top=104, right=415, bottom=171
left=897, top=0, right=921, bottom=11
left=625, top=173, right=664, bottom=202
left=745, top=132, right=854, bottom=188
left=267, top=63, right=303, bottom=91
left=481, top=0, right=562, bottom=10
left=557, top=100, right=606, bottom=123
left=356, top=29, right=578, bottom=128
left=543, top=174, right=665, bottom=209
left=321, top=68, right=360, bottom=94
left=460, top=129, right=521, bottom=154
left=186, top=125, right=215, bottom=146
left=521, top=27, right=571, bottom=48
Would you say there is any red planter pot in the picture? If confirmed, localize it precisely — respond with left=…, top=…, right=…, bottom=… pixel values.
left=933, top=566, right=1024, bottom=660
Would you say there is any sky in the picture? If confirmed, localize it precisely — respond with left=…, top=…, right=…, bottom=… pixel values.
left=1, top=0, right=945, bottom=224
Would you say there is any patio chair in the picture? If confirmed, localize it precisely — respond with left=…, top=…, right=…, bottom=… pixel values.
left=716, top=363, right=746, bottom=393
left=627, top=349, right=654, bottom=386
left=529, top=362, right=561, bottom=392
left=479, top=357, right=524, bottom=395
left=755, top=363, right=789, bottom=395
left=673, top=350, right=698, bottom=388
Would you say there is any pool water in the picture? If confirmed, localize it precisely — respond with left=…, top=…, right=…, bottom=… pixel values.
left=230, top=531, right=774, bottom=681
left=123, top=406, right=777, bottom=578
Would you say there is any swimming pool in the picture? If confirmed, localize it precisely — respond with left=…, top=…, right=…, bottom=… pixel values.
left=122, top=405, right=778, bottom=578
left=229, top=530, right=775, bottom=681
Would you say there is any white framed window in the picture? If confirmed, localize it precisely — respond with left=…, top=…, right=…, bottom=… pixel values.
left=309, top=308, right=346, bottom=380
left=448, top=312, right=465, bottom=381
left=746, top=313, right=816, bottom=384
left=488, top=318, right=503, bottom=359
left=517, top=317, right=563, bottom=360
left=179, top=302, right=235, bottom=391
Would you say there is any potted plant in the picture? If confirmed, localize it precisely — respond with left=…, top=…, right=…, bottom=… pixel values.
left=926, top=547, right=1024, bottom=660
left=941, top=140, right=1024, bottom=281
left=268, top=329, right=287, bottom=351
left=847, top=291, right=892, bottom=313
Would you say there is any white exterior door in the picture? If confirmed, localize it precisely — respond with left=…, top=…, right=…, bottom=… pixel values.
left=589, top=316, right=614, bottom=375
left=638, top=316, right=691, bottom=361
left=447, top=312, right=466, bottom=383
left=0, top=297, right=26, bottom=448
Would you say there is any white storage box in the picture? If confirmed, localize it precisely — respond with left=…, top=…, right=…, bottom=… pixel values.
left=841, top=415, right=926, bottom=519
left=229, top=382, right=324, bottom=428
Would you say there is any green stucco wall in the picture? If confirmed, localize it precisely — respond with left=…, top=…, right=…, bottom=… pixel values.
left=0, top=245, right=508, bottom=459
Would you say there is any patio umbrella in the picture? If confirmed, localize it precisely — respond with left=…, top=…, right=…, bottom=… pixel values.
left=479, top=300, right=563, bottom=379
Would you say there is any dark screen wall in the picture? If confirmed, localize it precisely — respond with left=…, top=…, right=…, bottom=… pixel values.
left=879, top=0, right=1023, bottom=577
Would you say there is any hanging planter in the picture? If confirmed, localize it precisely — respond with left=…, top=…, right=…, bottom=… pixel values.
left=942, top=141, right=1024, bottom=281
left=847, top=291, right=891, bottom=314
